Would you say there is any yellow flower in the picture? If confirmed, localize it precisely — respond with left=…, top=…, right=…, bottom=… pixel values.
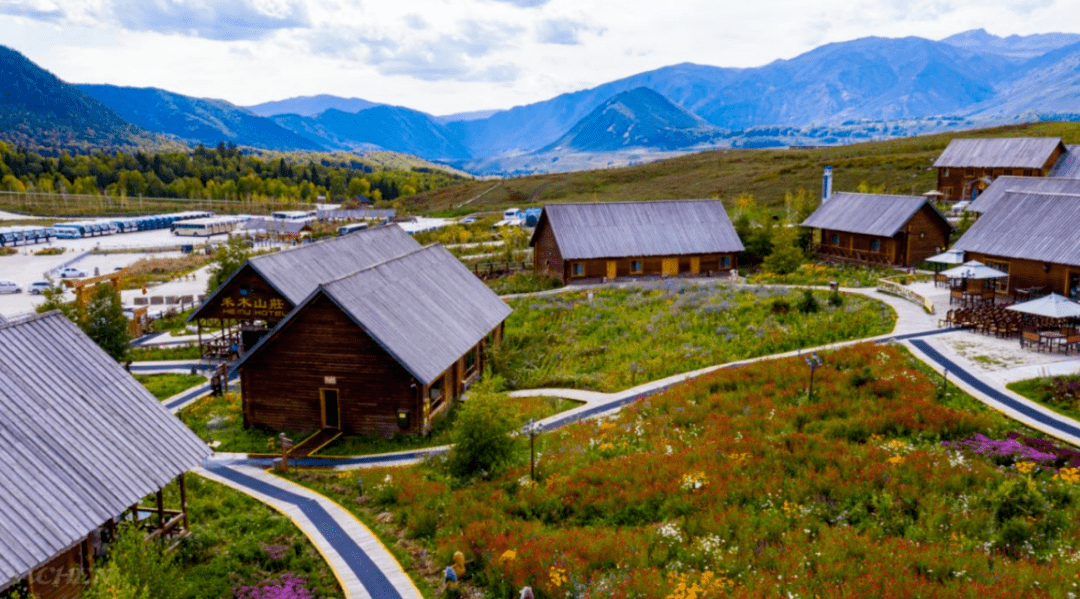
left=887, top=455, right=904, bottom=465
left=1055, top=467, right=1080, bottom=483
left=549, top=566, right=567, bottom=588
left=499, top=549, right=516, bottom=563
left=1015, top=461, right=1037, bottom=475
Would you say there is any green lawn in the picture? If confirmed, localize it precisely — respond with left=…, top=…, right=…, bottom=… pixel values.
left=485, top=271, right=563, bottom=296
left=1007, top=375, right=1080, bottom=423
left=493, top=282, right=895, bottom=392
left=745, top=261, right=898, bottom=288
left=136, top=373, right=206, bottom=401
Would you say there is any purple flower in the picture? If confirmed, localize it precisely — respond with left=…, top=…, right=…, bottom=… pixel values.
left=943, top=434, right=1057, bottom=463
left=234, top=573, right=313, bottom=599
left=264, top=545, right=288, bottom=560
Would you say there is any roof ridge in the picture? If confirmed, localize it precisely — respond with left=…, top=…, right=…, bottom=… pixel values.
left=319, top=243, right=439, bottom=289
left=0, top=310, right=60, bottom=331
left=250, top=223, right=396, bottom=264
left=1004, top=190, right=1080, bottom=198
left=545, top=198, right=719, bottom=208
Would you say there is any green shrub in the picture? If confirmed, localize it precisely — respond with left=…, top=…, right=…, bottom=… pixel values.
left=796, top=289, right=819, bottom=314
left=447, top=390, right=518, bottom=480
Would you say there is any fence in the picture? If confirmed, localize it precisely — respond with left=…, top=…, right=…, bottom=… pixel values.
left=877, top=276, right=935, bottom=314
left=471, top=260, right=530, bottom=280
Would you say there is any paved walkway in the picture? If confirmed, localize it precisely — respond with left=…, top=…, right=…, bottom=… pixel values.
left=195, top=464, right=422, bottom=599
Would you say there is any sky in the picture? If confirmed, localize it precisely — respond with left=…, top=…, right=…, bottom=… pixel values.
left=0, top=0, right=1078, bottom=116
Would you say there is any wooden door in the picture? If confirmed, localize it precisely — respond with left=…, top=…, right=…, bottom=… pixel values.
left=690, top=257, right=700, bottom=275
left=320, top=389, right=340, bottom=429
left=662, top=257, right=678, bottom=276
left=606, top=260, right=617, bottom=280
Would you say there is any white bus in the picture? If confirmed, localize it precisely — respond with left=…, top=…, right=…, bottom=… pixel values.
left=271, top=210, right=317, bottom=222
left=172, top=217, right=243, bottom=237
left=336, top=222, right=369, bottom=236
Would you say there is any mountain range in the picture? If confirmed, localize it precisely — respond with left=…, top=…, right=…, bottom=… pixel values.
left=3, top=28, right=1080, bottom=175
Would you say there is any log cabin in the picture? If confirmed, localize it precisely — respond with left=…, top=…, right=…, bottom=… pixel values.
left=529, top=200, right=744, bottom=284
left=234, top=244, right=512, bottom=437
left=934, top=137, right=1069, bottom=202
left=189, top=225, right=421, bottom=361
left=0, top=312, right=211, bottom=599
left=802, top=192, right=953, bottom=267
left=952, top=190, right=1080, bottom=300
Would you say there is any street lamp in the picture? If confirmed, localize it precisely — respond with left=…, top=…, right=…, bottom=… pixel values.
left=804, top=352, right=824, bottom=402
left=522, top=418, right=544, bottom=481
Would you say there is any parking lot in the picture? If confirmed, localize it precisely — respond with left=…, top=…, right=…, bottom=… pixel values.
left=0, top=226, right=227, bottom=319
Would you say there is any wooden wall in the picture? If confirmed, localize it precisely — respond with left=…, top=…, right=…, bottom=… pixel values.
left=29, top=541, right=85, bottom=599
left=240, top=293, right=495, bottom=436
left=240, top=293, right=422, bottom=436
left=561, top=253, right=737, bottom=283
left=532, top=221, right=565, bottom=281
left=904, top=205, right=952, bottom=264
left=961, top=251, right=1080, bottom=298
left=192, top=264, right=292, bottom=322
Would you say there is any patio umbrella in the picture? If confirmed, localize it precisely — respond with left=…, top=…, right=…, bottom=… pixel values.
left=926, top=249, right=966, bottom=266
left=1006, top=293, right=1080, bottom=319
left=939, top=260, right=1008, bottom=280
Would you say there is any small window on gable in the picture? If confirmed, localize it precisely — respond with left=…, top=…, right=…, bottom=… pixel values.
left=630, top=259, right=643, bottom=274
left=572, top=262, right=585, bottom=277
left=830, top=234, right=840, bottom=246
left=870, top=238, right=880, bottom=252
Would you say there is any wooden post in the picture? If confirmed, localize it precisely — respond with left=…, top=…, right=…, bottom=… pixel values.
left=178, top=473, right=189, bottom=533
left=155, top=488, right=165, bottom=531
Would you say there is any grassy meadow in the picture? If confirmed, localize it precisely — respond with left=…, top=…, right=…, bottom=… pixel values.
left=493, top=282, right=895, bottom=392
left=288, top=344, right=1080, bottom=599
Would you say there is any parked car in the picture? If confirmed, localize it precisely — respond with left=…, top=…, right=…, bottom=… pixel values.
left=28, top=281, right=54, bottom=295
left=58, top=267, right=87, bottom=278
left=0, top=280, right=21, bottom=294
left=459, top=216, right=478, bottom=224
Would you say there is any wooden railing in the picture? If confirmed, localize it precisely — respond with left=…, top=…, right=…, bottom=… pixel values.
left=812, top=244, right=894, bottom=266
left=877, top=276, right=935, bottom=315
left=471, top=260, right=530, bottom=280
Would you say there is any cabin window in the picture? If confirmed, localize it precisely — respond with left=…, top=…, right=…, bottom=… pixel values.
left=986, top=260, right=1010, bottom=293
left=464, top=345, right=478, bottom=376
left=830, top=234, right=840, bottom=246
left=943, top=168, right=949, bottom=177
left=571, top=262, right=585, bottom=277
left=429, top=376, right=444, bottom=410
left=870, top=238, right=880, bottom=252
left=630, top=259, right=643, bottom=274
left=720, top=256, right=731, bottom=269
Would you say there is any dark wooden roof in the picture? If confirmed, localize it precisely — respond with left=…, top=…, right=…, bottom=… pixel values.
left=801, top=192, right=948, bottom=237
left=953, top=191, right=1080, bottom=266
left=933, top=138, right=1065, bottom=169
left=966, top=176, right=1080, bottom=214
left=529, top=200, right=744, bottom=260
left=0, top=312, right=210, bottom=587
left=193, top=225, right=421, bottom=320
left=237, top=245, right=512, bottom=386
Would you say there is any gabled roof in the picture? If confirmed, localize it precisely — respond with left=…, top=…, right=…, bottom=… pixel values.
left=237, top=245, right=512, bottom=386
left=529, top=199, right=744, bottom=260
left=953, top=191, right=1080, bottom=266
left=801, top=192, right=948, bottom=237
left=933, top=137, right=1065, bottom=169
left=193, top=225, right=421, bottom=319
left=0, top=312, right=210, bottom=587
left=966, top=176, right=1080, bottom=214
left=1048, top=145, right=1080, bottom=178
left=241, top=218, right=312, bottom=235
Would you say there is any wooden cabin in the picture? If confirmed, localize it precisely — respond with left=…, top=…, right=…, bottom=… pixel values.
left=802, top=192, right=952, bottom=267
left=189, top=225, right=421, bottom=361
left=953, top=190, right=1080, bottom=300
left=965, top=176, right=1080, bottom=216
left=0, top=312, right=210, bottom=599
left=529, top=200, right=744, bottom=284
left=234, top=244, right=512, bottom=437
left=934, top=138, right=1067, bottom=202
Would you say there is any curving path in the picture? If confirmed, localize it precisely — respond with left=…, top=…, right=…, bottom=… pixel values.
left=180, top=278, right=1080, bottom=599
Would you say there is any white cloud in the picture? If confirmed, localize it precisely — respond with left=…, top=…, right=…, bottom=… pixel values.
left=108, top=0, right=310, bottom=41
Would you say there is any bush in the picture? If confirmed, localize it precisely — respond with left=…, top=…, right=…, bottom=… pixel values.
left=796, top=289, right=819, bottom=314
left=447, top=390, right=518, bottom=480
left=770, top=298, right=790, bottom=314
left=828, top=289, right=844, bottom=307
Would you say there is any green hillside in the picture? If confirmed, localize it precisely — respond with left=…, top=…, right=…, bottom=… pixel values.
left=410, top=122, right=1080, bottom=216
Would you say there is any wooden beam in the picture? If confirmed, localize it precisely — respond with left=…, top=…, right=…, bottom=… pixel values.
left=156, top=488, right=165, bottom=530
left=178, top=473, right=189, bottom=533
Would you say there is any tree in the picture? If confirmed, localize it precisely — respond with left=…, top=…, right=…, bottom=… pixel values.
left=207, top=236, right=250, bottom=292
left=447, top=389, right=517, bottom=480
left=80, top=284, right=131, bottom=362
left=762, top=225, right=805, bottom=275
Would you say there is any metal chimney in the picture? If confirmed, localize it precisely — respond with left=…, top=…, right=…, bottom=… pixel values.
left=822, top=166, right=833, bottom=202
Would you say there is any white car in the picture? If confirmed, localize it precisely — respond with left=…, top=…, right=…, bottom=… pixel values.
left=0, top=280, right=21, bottom=294
left=58, top=267, right=88, bottom=278
left=29, top=281, right=54, bottom=295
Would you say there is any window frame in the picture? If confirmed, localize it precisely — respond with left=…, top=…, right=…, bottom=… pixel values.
left=630, top=259, right=644, bottom=274
left=571, top=262, right=585, bottom=277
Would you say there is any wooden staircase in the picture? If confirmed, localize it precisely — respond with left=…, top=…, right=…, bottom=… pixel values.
left=289, top=428, right=342, bottom=457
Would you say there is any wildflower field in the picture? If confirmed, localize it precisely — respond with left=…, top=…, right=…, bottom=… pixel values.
left=292, top=344, right=1080, bottom=599
left=494, top=283, right=894, bottom=392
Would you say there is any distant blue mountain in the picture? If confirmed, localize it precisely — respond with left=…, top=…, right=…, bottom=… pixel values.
left=541, top=87, right=720, bottom=152
left=78, top=84, right=323, bottom=151
left=302, top=106, right=471, bottom=160
left=247, top=94, right=380, bottom=117
left=941, top=28, right=1080, bottom=60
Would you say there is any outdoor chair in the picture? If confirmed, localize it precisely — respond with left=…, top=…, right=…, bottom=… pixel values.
left=1067, top=334, right=1080, bottom=355
left=1021, top=330, right=1047, bottom=352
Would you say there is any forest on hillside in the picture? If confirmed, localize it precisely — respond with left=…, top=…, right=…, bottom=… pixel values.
left=0, top=141, right=466, bottom=204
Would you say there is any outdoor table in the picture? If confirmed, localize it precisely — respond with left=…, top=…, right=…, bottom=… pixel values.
left=1040, top=330, right=1067, bottom=352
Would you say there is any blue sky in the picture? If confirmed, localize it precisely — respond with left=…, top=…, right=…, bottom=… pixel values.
left=0, top=0, right=1076, bottom=115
